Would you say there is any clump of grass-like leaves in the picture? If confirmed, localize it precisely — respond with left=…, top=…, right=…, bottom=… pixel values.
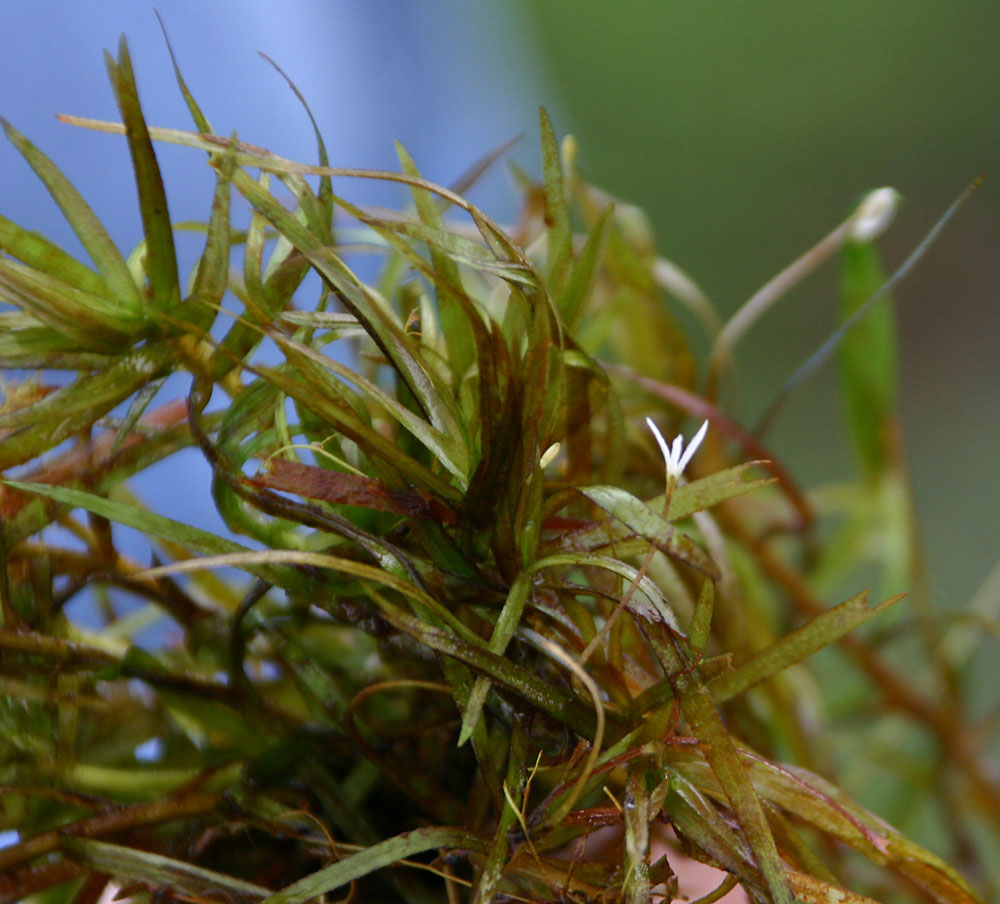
left=0, top=34, right=994, bottom=904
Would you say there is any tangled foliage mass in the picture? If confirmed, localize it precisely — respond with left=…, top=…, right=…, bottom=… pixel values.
left=0, top=36, right=995, bottom=904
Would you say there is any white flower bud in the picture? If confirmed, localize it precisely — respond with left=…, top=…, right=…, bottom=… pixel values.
left=849, top=187, right=900, bottom=242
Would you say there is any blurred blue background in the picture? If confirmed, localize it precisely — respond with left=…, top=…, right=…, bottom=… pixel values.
left=2, top=3, right=997, bottom=652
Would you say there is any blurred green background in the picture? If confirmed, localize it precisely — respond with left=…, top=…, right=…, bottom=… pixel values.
left=520, top=1, right=999, bottom=620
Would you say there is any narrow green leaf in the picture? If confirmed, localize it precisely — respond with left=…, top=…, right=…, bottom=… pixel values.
left=642, top=618, right=792, bottom=904
left=260, top=826, right=490, bottom=904
left=157, top=11, right=213, bottom=133
left=273, top=328, right=469, bottom=485
left=108, top=375, right=166, bottom=459
left=0, top=479, right=309, bottom=600
left=260, top=51, right=334, bottom=243
left=63, top=837, right=268, bottom=902
left=756, top=178, right=982, bottom=436
left=666, top=774, right=769, bottom=897
left=187, top=137, right=236, bottom=332
left=469, top=202, right=527, bottom=267
left=559, top=203, right=613, bottom=329
left=623, top=760, right=653, bottom=904
left=354, top=208, right=496, bottom=264
left=458, top=571, right=533, bottom=746
left=0, top=258, right=140, bottom=346
left=1, top=479, right=248, bottom=557
left=368, top=591, right=600, bottom=738
left=279, top=310, right=364, bottom=335
left=229, top=165, right=465, bottom=453
left=241, top=170, right=271, bottom=305
left=472, top=722, right=529, bottom=904
left=277, top=170, right=331, bottom=242
left=675, top=745, right=981, bottom=903
left=1, top=118, right=141, bottom=309
left=554, top=464, right=773, bottom=557
left=577, top=485, right=720, bottom=580
left=255, top=352, right=461, bottom=503
left=661, top=462, right=776, bottom=520
left=539, top=107, right=572, bottom=290
left=690, top=579, right=715, bottom=655
left=105, top=37, right=180, bottom=310
left=840, top=237, right=898, bottom=478
left=710, top=591, right=904, bottom=703
left=532, top=551, right=681, bottom=633
left=397, top=141, right=477, bottom=380
left=0, top=213, right=107, bottom=295
left=0, top=319, right=113, bottom=368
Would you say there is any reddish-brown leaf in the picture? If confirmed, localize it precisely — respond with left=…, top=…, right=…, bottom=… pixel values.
left=252, top=459, right=457, bottom=524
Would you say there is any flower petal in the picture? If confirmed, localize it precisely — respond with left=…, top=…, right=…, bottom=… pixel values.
left=676, top=419, right=709, bottom=474
left=646, top=416, right=672, bottom=467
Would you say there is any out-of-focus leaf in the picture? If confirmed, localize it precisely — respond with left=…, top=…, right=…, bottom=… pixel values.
left=0, top=344, right=173, bottom=469
left=577, top=485, right=720, bottom=580
left=0, top=401, right=200, bottom=544
left=104, top=37, right=180, bottom=311
left=710, top=591, right=904, bottom=702
left=63, top=837, right=268, bottom=903
left=885, top=833, right=982, bottom=904
left=839, top=237, right=898, bottom=479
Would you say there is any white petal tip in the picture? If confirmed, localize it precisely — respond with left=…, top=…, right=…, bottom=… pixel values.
left=646, top=417, right=672, bottom=462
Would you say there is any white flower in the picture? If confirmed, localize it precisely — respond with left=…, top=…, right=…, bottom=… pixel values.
left=646, top=417, right=709, bottom=483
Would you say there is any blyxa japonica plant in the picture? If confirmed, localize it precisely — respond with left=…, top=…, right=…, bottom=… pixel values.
left=0, top=35, right=994, bottom=904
